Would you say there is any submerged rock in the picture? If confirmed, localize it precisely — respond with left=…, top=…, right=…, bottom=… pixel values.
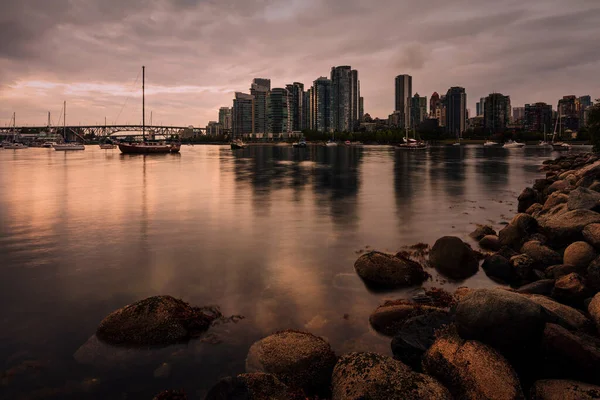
left=429, top=236, right=479, bottom=280
left=331, top=352, right=452, bottom=400
left=423, top=331, right=525, bottom=400
left=245, top=330, right=336, bottom=396
left=369, top=301, right=441, bottom=336
left=205, top=373, right=289, bottom=400
left=482, top=254, right=513, bottom=283
left=354, top=251, right=428, bottom=289
left=530, top=379, right=600, bottom=400
left=96, top=296, right=221, bottom=347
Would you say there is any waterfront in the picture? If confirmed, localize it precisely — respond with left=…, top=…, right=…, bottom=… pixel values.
left=0, top=145, right=578, bottom=399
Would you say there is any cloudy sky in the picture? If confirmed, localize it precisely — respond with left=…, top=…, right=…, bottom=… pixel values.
left=1, top=0, right=598, bottom=127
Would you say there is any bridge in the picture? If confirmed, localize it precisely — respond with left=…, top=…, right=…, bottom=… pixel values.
left=0, top=124, right=205, bottom=141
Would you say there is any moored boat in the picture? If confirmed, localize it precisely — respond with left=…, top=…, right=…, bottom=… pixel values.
left=503, top=140, right=525, bottom=148
left=3, top=113, right=27, bottom=149
left=292, top=138, right=307, bottom=148
left=230, top=139, right=246, bottom=149
left=42, top=141, right=57, bottom=148
left=484, top=140, right=499, bottom=146
left=54, top=143, right=85, bottom=151
left=4, top=142, right=28, bottom=149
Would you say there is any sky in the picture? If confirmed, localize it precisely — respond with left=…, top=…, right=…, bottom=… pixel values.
left=1, top=0, right=599, bottom=128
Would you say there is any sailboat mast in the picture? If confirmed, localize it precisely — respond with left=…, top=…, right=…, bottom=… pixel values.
left=64, top=101, right=66, bottom=142
left=142, top=66, right=145, bottom=140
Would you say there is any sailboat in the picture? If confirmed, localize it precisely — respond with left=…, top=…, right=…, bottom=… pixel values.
left=3, top=113, right=28, bottom=149
left=118, top=66, right=181, bottom=154
left=453, top=130, right=461, bottom=146
left=538, top=124, right=552, bottom=148
left=397, top=124, right=427, bottom=150
left=99, top=117, right=116, bottom=149
left=551, top=112, right=571, bottom=151
left=484, top=129, right=499, bottom=146
left=325, top=130, right=337, bottom=146
left=53, top=101, right=85, bottom=151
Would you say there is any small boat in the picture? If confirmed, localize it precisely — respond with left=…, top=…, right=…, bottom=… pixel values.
left=549, top=113, right=571, bottom=151
left=552, top=142, right=571, bottom=151
left=325, top=140, right=338, bottom=147
left=397, top=129, right=427, bottom=150
left=4, top=142, right=28, bottom=149
left=54, top=101, right=85, bottom=151
left=3, top=113, right=28, bottom=149
left=344, top=140, right=351, bottom=146
left=230, top=139, right=246, bottom=149
left=42, top=141, right=57, bottom=148
left=538, top=141, right=553, bottom=148
left=503, top=140, right=525, bottom=148
left=292, top=138, right=307, bottom=148
left=484, top=140, right=499, bottom=146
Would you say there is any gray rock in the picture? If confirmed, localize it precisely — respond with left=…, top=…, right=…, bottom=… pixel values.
left=530, top=379, right=600, bottom=400
left=245, top=331, right=336, bottom=395
left=469, top=225, right=496, bottom=241
left=583, top=223, right=600, bottom=249
left=456, top=289, right=546, bottom=357
left=429, top=236, right=479, bottom=280
left=521, top=241, right=562, bottom=270
left=205, top=373, right=289, bottom=400
left=518, top=187, right=540, bottom=213
left=482, top=255, right=513, bottom=283
left=354, top=251, right=428, bottom=289
left=423, top=332, right=525, bottom=400
left=539, top=209, right=600, bottom=246
left=517, top=280, right=555, bottom=296
left=552, top=273, right=592, bottom=308
left=564, top=241, right=597, bottom=269
left=331, top=352, right=452, bottom=400
left=479, top=235, right=501, bottom=251
left=568, top=187, right=600, bottom=211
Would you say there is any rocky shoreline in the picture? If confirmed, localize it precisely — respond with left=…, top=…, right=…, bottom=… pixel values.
left=82, top=152, right=600, bottom=399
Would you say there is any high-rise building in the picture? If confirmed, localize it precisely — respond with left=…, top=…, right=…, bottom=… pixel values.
left=267, top=88, right=290, bottom=136
left=430, top=92, right=440, bottom=118
left=477, top=98, right=486, bottom=117
left=512, top=107, right=525, bottom=122
left=303, top=90, right=311, bottom=131
left=286, top=82, right=304, bottom=132
left=330, top=66, right=360, bottom=132
left=218, top=107, right=232, bottom=132
left=250, top=78, right=270, bottom=136
left=438, top=95, right=446, bottom=127
left=579, top=95, right=593, bottom=127
left=558, top=95, right=580, bottom=131
left=310, top=77, right=332, bottom=132
left=359, top=96, right=364, bottom=122
left=410, top=93, right=427, bottom=128
left=206, top=121, right=223, bottom=136
left=483, top=93, right=511, bottom=133
left=445, top=87, right=467, bottom=135
left=232, top=92, right=254, bottom=138
left=395, top=75, right=412, bottom=128
left=524, top=102, right=552, bottom=133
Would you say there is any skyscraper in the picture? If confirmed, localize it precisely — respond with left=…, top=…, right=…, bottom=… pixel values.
left=286, top=82, right=304, bottom=132
left=512, top=107, right=525, bottom=122
left=267, top=88, right=290, bottom=136
left=410, top=93, right=427, bottom=128
left=330, top=66, right=360, bottom=132
left=395, top=75, right=412, bottom=129
left=524, top=102, right=552, bottom=133
left=303, top=90, right=311, bottom=131
left=477, top=98, right=486, bottom=117
left=359, top=97, right=364, bottom=122
left=218, top=107, right=232, bottom=132
left=558, top=95, right=579, bottom=131
left=445, top=87, right=467, bottom=135
left=483, top=93, right=511, bottom=133
left=430, top=92, right=440, bottom=118
left=250, top=78, right=270, bottom=136
left=311, top=77, right=332, bottom=133
left=232, top=92, right=254, bottom=138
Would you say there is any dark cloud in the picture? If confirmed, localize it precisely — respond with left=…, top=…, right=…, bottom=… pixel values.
left=0, top=0, right=598, bottom=126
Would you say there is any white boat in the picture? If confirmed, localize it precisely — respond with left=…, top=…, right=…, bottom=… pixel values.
left=397, top=129, right=427, bottom=150
left=54, top=101, right=85, bottom=151
left=292, top=138, right=307, bottom=148
left=484, top=140, right=499, bottom=146
left=503, top=140, right=525, bottom=148
left=4, top=142, right=28, bottom=149
left=230, top=139, right=246, bottom=149
left=538, top=125, right=552, bottom=147
left=42, top=141, right=57, bottom=148
left=3, top=113, right=28, bottom=149
left=325, top=140, right=338, bottom=147
left=550, top=112, right=571, bottom=151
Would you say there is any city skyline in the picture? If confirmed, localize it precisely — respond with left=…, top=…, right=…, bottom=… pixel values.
left=1, top=0, right=599, bottom=127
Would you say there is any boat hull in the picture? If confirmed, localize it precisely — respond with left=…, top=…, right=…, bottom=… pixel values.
left=54, top=144, right=85, bottom=151
left=3, top=144, right=28, bottom=149
left=99, top=144, right=116, bottom=149
left=118, top=143, right=180, bottom=154
left=230, top=144, right=246, bottom=149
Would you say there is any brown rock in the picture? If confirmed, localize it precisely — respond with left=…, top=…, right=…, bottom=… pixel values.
left=539, top=209, right=600, bottom=246
left=479, top=235, right=501, bottom=251
left=354, top=251, right=428, bottom=289
left=564, top=241, right=597, bottom=269
left=369, top=301, right=441, bottom=336
left=205, top=373, right=289, bottom=400
left=528, top=294, right=593, bottom=333
left=510, top=254, right=535, bottom=283
left=545, top=264, right=581, bottom=279
left=470, top=225, right=496, bottom=241
left=521, top=241, right=562, bottom=270
left=530, top=379, right=600, bottom=400
left=588, top=293, right=600, bottom=333
left=583, top=223, right=600, bottom=249
left=527, top=203, right=544, bottom=216
left=588, top=256, right=600, bottom=292
left=542, top=192, right=569, bottom=211
left=552, top=273, right=591, bottom=307
left=429, top=236, right=479, bottom=280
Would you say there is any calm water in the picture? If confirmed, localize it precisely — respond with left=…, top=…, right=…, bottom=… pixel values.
left=0, top=144, right=573, bottom=399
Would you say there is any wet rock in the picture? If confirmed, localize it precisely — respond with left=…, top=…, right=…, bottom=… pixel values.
left=369, top=301, right=441, bottom=336
left=539, top=209, right=600, bottom=246
left=510, top=254, right=536, bottom=283
left=96, top=296, right=221, bottom=346
left=499, top=224, right=527, bottom=251
left=521, top=241, right=562, bottom=270
left=564, top=241, right=597, bottom=269
left=391, top=310, right=454, bottom=370
left=568, top=187, right=600, bottom=211
left=517, top=280, right=555, bottom=296
left=429, top=236, right=479, bottom=280
left=205, top=373, right=289, bottom=400
left=482, top=254, right=513, bottom=283
left=479, top=235, right=501, bottom=251
left=530, top=233, right=549, bottom=244
left=354, top=251, right=428, bottom=289
left=245, top=330, right=336, bottom=395
left=588, top=293, right=600, bottom=333
left=456, top=289, right=545, bottom=357
left=497, top=246, right=519, bottom=260
left=423, top=331, right=525, bottom=400
left=527, top=203, right=543, bottom=216
left=469, top=225, right=496, bottom=241
left=528, top=294, right=593, bottom=333
left=518, top=187, right=540, bottom=213
left=533, top=178, right=552, bottom=192
left=540, top=323, right=600, bottom=384
left=331, top=352, right=452, bottom=400
left=454, top=287, right=474, bottom=302
left=547, top=180, right=571, bottom=195
left=590, top=182, right=600, bottom=192
left=588, top=257, right=600, bottom=292
left=546, top=264, right=581, bottom=279
left=584, top=224, right=600, bottom=249
left=512, top=213, right=539, bottom=235
left=542, top=192, right=569, bottom=211
left=552, top=273, right=592, bottom=307
left=530, top=379, right=600, bottom=400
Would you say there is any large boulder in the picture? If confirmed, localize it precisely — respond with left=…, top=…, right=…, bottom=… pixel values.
left=245, top=331, right=337, bottom=395
left=588, top=257, right=600, bottom=292
left=391, top=310, right=454, bottom=370
left=552, top=273, right=591, bottom=307
left=583, top=224, right=600, bottom=249
left=564, top=241, right=597, bottom=269
left=588, top=293, right=600, bottom=333
left=546, top=264, right=581, bottom=279
left=528, top=294, right=593, bottom=333
left=455, top=289, right=546, bottom=357
left=510, top=254, right=536, bottom=283
left=521, top=241, right=562, bottom=270
left=527, top=203, right=544, bottom=216
left=470, top=225, right=496, bottom=241
left=547, top=180, right=571, bottom=195
left=498, top=214, right=538, bottom=250
left=542, top=192, right=569, bottom=211
left=423, top=332, right=525, bottom=400
left=331, top=352, right=452, bottom=400
left=482, top=254, right=513, bottom=283
left=354, top=251, right=428, bottom=289
left=533, top=178, right=552, bottom=192
left=479, top=235, right=501, bottom=251
left=540, top=323, right=600, bottom=384
left=369, top=301, right=441, bottom=336
left=517, top=280, right=555, bottom=296
left=518, top=187, right=540, bottom=213
left=95, top=296, right=221, bottom=346
left=568, top=187, right=600, bottom=211
left=205, top=373, right=289, bottom=400
left=539, top=209, right=600, bottom=246
left=429, top=236, right=479, bottom=280
left=530, top=379, right=600, bottom=400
